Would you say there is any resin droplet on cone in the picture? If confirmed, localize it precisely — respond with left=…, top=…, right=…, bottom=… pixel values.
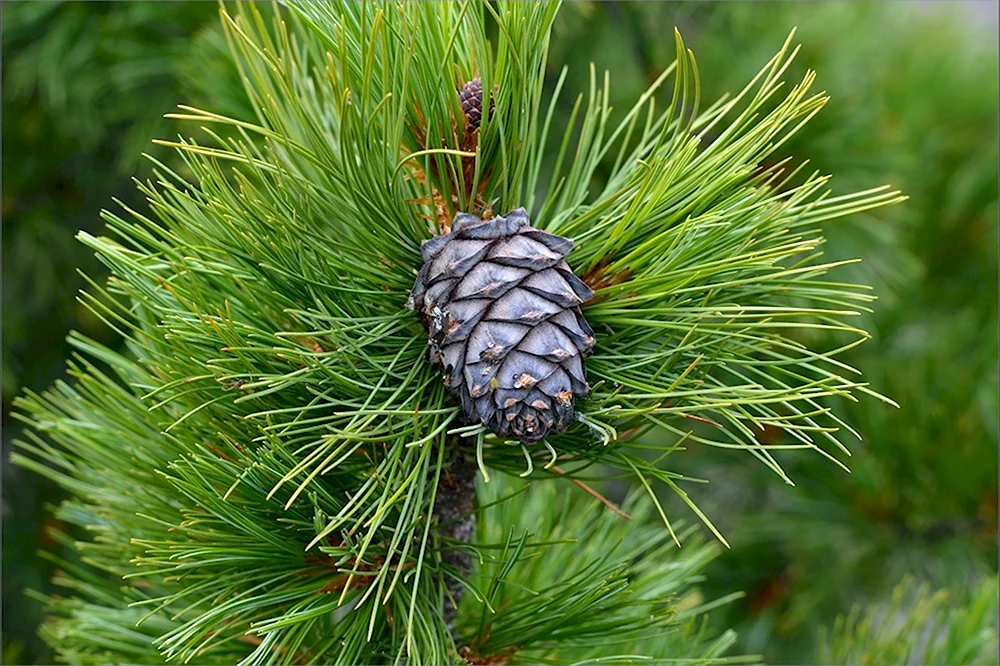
left=408, top=208, right=596, bottom=443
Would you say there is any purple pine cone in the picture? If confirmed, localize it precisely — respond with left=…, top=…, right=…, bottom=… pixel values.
left=408, top=208, right=596, bottom=443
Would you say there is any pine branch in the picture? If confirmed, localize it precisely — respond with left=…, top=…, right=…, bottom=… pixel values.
left=818, top=575, right=999, bottom=665
left=11, top=1, right=904, bottom=663
left=455, top=478, right=754, bottom=665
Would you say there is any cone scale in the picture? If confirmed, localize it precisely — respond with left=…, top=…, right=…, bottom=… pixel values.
left=407, top=209, right=596, bottom=443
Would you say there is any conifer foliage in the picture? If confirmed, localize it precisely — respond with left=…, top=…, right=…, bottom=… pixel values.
left=13, top=1, right=902, bottom=663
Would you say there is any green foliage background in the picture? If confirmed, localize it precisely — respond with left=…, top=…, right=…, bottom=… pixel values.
left=2, top=2, right=996, bottom=664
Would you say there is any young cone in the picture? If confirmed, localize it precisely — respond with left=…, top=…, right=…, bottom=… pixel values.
left=457, top=77, right=493, bottom=134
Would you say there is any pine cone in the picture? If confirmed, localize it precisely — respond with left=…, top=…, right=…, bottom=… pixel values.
left=407, top=208, right=596, bottom=443
left=457, top=77, right=494, bottom=133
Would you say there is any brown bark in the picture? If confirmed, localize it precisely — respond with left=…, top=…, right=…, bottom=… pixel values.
left=433, top=440, right=478, bottom=631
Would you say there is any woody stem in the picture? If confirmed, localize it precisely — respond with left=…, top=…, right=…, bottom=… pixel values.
left=433, top=436, right=479, bottom=633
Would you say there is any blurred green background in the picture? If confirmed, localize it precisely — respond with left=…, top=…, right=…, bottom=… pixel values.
left=3, top=2, right=997, bottom=664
